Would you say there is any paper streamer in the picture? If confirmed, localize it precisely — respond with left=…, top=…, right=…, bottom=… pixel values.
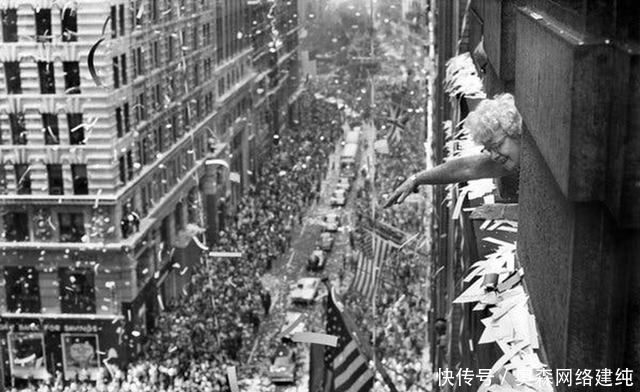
left=227, top=366, right=239, bottom=392
left=292, top=332, right=338, bottom=347
left=88, top=38, right=105, bottom=86
left=192, top=235, right=209, bottom=251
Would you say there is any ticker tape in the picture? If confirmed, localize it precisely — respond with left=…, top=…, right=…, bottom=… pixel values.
left=292, top=332, right=338, bottom=347
left=226, top=366, right=239, bottom=392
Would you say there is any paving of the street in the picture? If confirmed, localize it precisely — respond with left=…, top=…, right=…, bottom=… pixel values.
left=237, top=137, right=363, bottom=392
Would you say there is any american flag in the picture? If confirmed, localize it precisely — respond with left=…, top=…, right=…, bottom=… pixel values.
left=350, top=229, right=397, bottom=302
left=325, top=288, right=375, bottom=392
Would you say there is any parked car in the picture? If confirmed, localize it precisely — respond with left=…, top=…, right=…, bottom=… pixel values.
left=279, top=311, right=306, bottom=341
left=323, top=213, right=340, bottom=232
left=290, top=277, right=321, bottom=304
left=330, top=189, right=347, bottom=207
left=319, top=232, right=334, bottom=252
left=336, top=177, right=351, bottom=192
left=307, top=249, right=326, bottom=271
left=268, top=344, right=296, bottom=383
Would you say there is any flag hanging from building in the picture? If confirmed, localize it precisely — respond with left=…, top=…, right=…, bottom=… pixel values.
left=382, top=102, right=411, bottom=146
left=350, top=228, right=398, bottom=301
left=325, top=288, right=375, bottom=392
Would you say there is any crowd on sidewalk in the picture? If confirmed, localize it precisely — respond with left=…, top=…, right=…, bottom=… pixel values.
left=12, top=92, right=342, bottom=392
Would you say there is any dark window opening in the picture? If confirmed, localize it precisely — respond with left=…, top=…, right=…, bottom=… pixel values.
left=3, top=212, right=29, bottom=242
left=110, top=6, right=117, bottom=38
left=118, top=5, right=125, bottom=36
left=119, top=156, right=126, bottom=185
left=126, top=150, right=134, bottom=180
left=2, top=9, right=18, bottom=42
left=5, top=266, right=40, bottom=313
left=15, top=164, right=31, bottom=194
left=68, top=113, right=84, bottom=145
left=123, top=103, right=131, bottom=134
left=112, top=57, right=120, bottom=88
left=63, top=61, right=81, bottom=94
left=116, top=107, right=123, bottom=137
left=61, top=8, right=77, bottom=42
left=35, top=8, right=52, bottom=42
left=58, top=212, right=84, bottom=242
left=121, top=54, right=127, bottom=85
left=4, top=61, right=22, bottom=94
left=47, top=164, right=63, bottom=195
left=71, top=164, right=88, bottom=195
left=9, top=113, right=27, bottom=145
left=37, top=62, right=55, bottom=94
left=42, top=113, right=59, bottom=145
left=58, top=268, right=95, bottom=314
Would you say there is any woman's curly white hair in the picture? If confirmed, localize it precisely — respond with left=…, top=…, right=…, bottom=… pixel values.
left=466, top=93, right=522, bottom=144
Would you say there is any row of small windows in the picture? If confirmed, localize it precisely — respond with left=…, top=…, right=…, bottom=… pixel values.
left=4, top=211, right=85, bottom=243
left=1, top=112, right=86, bottom=145
left=4, top=266, right=95, bottom=314
left=1, top=8, right=77, bottom=43
left=3, top=61, right=80, bottom=95
left=0, top=163, right=88, bottom=196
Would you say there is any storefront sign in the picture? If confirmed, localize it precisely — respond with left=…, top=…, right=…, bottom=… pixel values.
left=8, top=332, right=49, bottom=380
left=62, top=334, right=101, bottom=381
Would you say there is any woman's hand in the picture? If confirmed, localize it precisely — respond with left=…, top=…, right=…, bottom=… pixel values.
left=383, top=175, right=418, bottom=208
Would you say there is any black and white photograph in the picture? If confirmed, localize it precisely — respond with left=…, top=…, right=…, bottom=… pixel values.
left=0, top=0, right=638, bottom=391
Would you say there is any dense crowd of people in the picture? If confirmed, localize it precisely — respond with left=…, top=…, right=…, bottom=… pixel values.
left=310, top=54, right=432, bottom=391
left=13, top=92, right=342, bottom=392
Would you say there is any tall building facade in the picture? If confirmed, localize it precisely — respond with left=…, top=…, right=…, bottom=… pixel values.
left=0, top=0, right=252, bottom=382
left=249, top=0, right=302, bottom=169
left=428, top=0, right=640, bottom=390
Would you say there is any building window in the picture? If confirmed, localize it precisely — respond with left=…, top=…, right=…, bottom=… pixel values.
left=47, top=164, right=63, bottom=195
left=35, top=8, right=52, bottom=42
left=63, top=61, right=81, bottom=94
left=135, top=93, right=146, bottom=122
left=61, top=8, right=77, bottom=42
left=151, top=40, right=159, bottom=69
left=126, top=150, right=134, bottom=180
left=0, top=165, right=7, bottom=194
left=4, top=62, right=22, bottom=94
left=4, top=267, right=40, bottom=313
left=58, top=268, right=95, bottom=314
left=58, top=212, right=84, bottom=242
left=119, top=4, right=125, bottom=35
left=118, top=156, right=126, bottom=184
left=37, top=62, right=55, bottom=94
left=139, top=139, right=149, bottom=166
left=112, top=57, right=120, bottom=88
left=3, top=212, right=29, bottom=242
left=135, top=47, right=144, bottom=76
left=120, top=54, right=127, bottom=85
left=194, top=63, right=199, bottom=87
left=71, top=164, right=88, bottom=195
left=154, top=126, right=163, bottom=153
left=9, top=113, right=27, bottom=144
left=115, top=107, right=124, bottom=137
left=183, top=105, right=190, bottom=130
left=123, top=103, right=131, bottom=134
left=174, top=201, right=184, bottom=231
left=192, top=26, right=198, bottom=49
left=1, top=9, right=18, bottom=42
left=68, top=113, right=84, bottom=144
left=121, top=203, right=140, bottom=239
left=110, top=6, right=117, bottom=38
left=15, top=164, right=31, bottom=194
left=42, top=114, right=59, bottom=145
left=167, top=35, right=174, bottom=62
